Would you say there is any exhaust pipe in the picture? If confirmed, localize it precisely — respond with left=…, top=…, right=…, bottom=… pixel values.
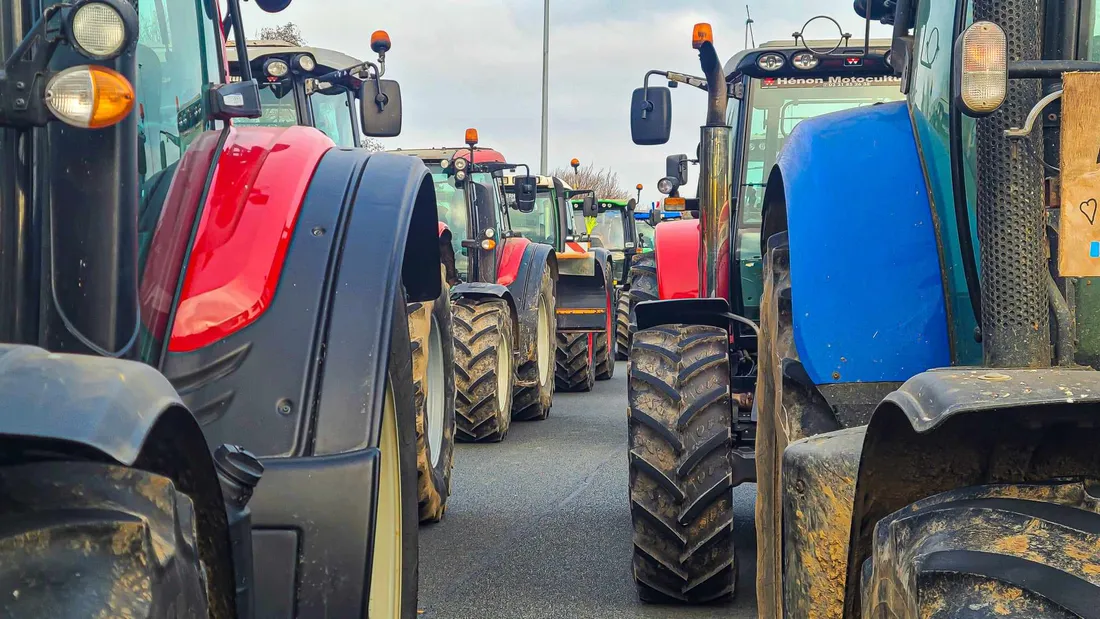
left=695, top=35, right=732, bottom=300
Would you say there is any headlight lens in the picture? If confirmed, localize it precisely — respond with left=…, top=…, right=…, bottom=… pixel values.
left=296, top=54, right=317, bottom=72
left=265, top=59, right=290, bottom=78
left=757, top=53, right=786, bottom=72
left=71, top=2, right=127, bottom=59
left=657, top=177, right=675, bottom=195
left=791, top=52, right=819, bottom=70
left=46, top=65, right=135, bottom=129
left=453, top=158, right=468, bottom=171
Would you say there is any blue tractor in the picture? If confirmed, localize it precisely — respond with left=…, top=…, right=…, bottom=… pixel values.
left=627, top=2, right=1100, bottom=614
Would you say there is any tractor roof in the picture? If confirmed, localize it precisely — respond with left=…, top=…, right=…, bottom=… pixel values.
left=500, top=174, right=573, bottom=191
left=570, top=198, right=636, bottom=209
left=386, top=147, right=507, bottom=164
left=722, top=38, right=892, bottom=79
left=226, top=40, right=363, bottom=74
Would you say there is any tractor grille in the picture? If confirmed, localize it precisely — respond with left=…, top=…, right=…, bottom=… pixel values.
left=973, top=0, right=1050, bottom=367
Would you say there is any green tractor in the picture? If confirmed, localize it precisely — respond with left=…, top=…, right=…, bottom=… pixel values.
left=626, top=3, right=1100, bottom=613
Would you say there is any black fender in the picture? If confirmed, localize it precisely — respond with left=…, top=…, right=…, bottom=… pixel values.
left=0, top=344, right=236, bottom=612
left=506, top=242, right=558, bottom=360
left=634, top=297, right=732, bottom=332
left=451, top=282, right=521, bottom=349
left=843, top=367, right=1100, bottom=617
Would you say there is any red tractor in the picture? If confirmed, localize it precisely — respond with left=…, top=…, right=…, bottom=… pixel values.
left=226, top=38, right=458, bottom=524
left=0, top=0, right=438, bottom=616
left=392, top=134, right=561, bottom=441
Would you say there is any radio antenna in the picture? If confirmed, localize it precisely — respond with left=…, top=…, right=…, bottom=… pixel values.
left=745, top=5, right=756, bottom=49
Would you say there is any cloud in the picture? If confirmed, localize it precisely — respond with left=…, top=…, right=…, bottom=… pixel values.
left=240, top=1, right=890, bottom=205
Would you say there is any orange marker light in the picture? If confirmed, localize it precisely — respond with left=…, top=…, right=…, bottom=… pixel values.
left=45, top=65, right=135, bottom=130
left=371, top=30, right=392, bottom=54
left=636, top=183, right=643, bottom=190
left=465, top=128, right=479, bottom=145
left=570, top=158, right=580, bottom=167
left=692, top=23, right=713, bottom=49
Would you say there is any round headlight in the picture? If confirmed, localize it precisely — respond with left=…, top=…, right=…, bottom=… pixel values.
left=455, top=170, right=467, bottom=182
left=439, top=159, right=451, bottom=169
left=265, top=59, right=290, bottom=78
left=296, top=54, right=317, bottom=72
left=657, top=177, right=675, bottom=195
left=70, top=2, right=128, bottom=59
left=453, top=158, right=468, bottom=171
left=791, top=52, right=819, bottom=70
left=757, top=52, right=786, bottom=72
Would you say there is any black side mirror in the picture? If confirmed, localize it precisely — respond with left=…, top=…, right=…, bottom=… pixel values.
left=360, top=79, right=402, bottom=138
left=209, top=79, right=263, bottom=121
left=648, top=209, right=661, bottom=227
left=666, top=154, right=689, bottom=186
left=582, top=195, right=598, bottom=218
left=630, top=86, right=672, bottom=145
left=514, top=176, right=537, bottom=213
left=255, top=0, right=293, bottom=12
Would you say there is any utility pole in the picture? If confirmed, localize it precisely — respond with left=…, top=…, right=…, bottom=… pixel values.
left=540, top=0, right=550, bottom=175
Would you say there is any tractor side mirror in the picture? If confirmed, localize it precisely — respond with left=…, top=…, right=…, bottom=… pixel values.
left=582, top=195, right=598, bottom=218
left=254, top=0, right=293, bottom=12
left=209, top=79, right=263, bottom=121
left=630, top=86, right=672, bottom=145
left=666, top=154, right=689, bottom=186
left=360, top=79, right=403, bottom=137
left=514, top=176, right=538, bottom=213
left=648, top=209, right=661, bottom=226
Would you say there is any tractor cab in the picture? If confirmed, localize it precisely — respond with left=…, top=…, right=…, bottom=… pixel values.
left=570, top=198, right=639, bottom=285
left=501, top=174, right=575, bottom=249
left=227, top=41, right=365, bottom=147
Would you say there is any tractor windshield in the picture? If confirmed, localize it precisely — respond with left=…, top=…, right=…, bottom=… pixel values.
left=236, top=84, right=299, bottom=128
left=738, top=76, right=903, bottom=225
left=432, top=171, right=469, bottom=277
left=510, top=191, right=559, bottom=246
left=574, top=208, right=626, bottom=250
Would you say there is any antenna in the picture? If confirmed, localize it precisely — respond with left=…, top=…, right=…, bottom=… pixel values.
left=744, top=5, right=756, bottom=48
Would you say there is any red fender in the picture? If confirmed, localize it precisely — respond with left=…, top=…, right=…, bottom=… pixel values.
left=496, top=236, right=531, bottom=287
left=438, top=221, right=449, bottom=237
left=169, top=126, right=335, bottom=352
left=654, top=219, right=701, bottom=300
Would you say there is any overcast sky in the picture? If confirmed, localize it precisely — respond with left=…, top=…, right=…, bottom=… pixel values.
left=241, top=1, right=890, bottom=206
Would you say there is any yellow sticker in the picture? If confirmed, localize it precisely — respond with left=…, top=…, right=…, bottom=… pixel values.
left=1059, top=72, right=1100, bottom=276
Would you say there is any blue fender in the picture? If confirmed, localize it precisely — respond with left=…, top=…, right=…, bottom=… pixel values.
left=767, top=101, right=950, bottom=385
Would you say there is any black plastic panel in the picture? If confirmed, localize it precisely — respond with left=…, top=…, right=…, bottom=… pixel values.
left=252, top=530, right=300, bottom=619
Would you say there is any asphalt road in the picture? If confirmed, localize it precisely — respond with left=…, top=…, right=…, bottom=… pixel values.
left=418, top=361, right=758, bottom=619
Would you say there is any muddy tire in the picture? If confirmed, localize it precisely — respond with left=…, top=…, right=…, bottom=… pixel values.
left=628, top=253, right=657, bottom=319
left=453, top=297, right=515, bottom=443
left=615, top=291, right=631, bottom=360
left=860, top=481, right=1100, bottom=618
left=0, top=462, right=210, bottom=618
left=628, top=324, right=735, bottom=604
left=555, top=332, right=595, bottom=392
left=407, top=273, right=457, bottom=523
left=513, top=267, right=556, bottom=422
left=594, top=332, right=615, bottom=380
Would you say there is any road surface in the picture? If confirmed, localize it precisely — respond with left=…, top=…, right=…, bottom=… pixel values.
left=418, top=361, right=757, bottom=618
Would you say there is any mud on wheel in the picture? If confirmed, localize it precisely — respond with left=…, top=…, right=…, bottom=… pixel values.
left=513, top=267, right=556, bottom=422
left=594, top=270, right=616, bottom=381
left=615, top=290, right=631, bottom=361
left=453, top=297, right=515, bottom=442
left=627, top=253, right=657, bottom=320
left=555, top=332, right=595, bottom=392
left=861, top=480, right=1100, bottom=618
left=628, top=324, right=736, bottom=604
left=0, top=462, right=210, bottom=617
left=407, top=272, right=457, bottom=522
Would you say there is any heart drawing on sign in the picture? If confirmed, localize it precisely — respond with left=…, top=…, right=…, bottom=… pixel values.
left=1081, top=198, right=1098, bottom=225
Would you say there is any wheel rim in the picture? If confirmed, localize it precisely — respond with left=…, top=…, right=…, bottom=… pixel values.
left=537, top=297, right=551, bottom=385
left=497, top=331, right=511, bottom=411
left=426, top=313, right=446, bottom=469
left=369, top=382, right=402, bottom=619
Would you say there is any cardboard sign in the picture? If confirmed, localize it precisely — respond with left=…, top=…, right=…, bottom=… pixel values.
left=1059, top=72, right=1100, bottom=276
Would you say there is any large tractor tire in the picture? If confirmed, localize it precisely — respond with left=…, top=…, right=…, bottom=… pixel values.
left=369, top=356, right=421, bottom=619
left=407, top=272, right=457, bottom=523
left=627, top=324, right=736, bottom=604
left=627, top=253, right=657, bottom=319
left=594, top=271, right=616, bottom=381
left=615, top=290, right=631, bottom=361
left=513, top=268, right=556, bottom=422
left=453, top=297, right=515, bottom=442
left=860, top=481, right=1100, bottom=618
left=555, top=332, right=595, bottom=392
left=0, top=462, right=211, bottom=617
